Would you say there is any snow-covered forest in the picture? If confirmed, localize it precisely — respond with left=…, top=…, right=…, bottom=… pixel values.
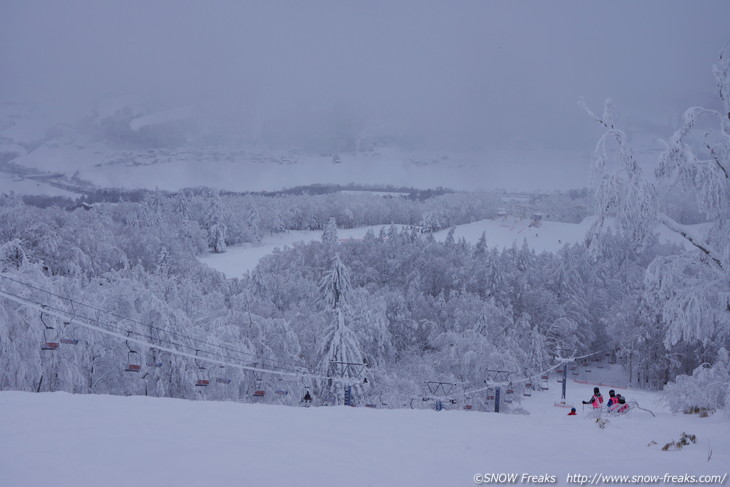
left=2, top=40, right=730, bottom=413
left=1, top=114, right=728, bottom=413
left=4, top=2, right=730, bottom=485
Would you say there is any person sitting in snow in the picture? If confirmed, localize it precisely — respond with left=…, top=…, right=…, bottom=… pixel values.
left=303, top=390, right=312, bottom=403
left=606, top=391, right=630, bottom=413
left=568, top=407, right=577, bottom=416
left=606, top=389, right=619, bottom=409
left=582, top=387, right=603, bottom=409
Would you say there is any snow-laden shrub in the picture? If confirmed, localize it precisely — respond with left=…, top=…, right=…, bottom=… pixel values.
left=662, top=348, right=730, bottom=416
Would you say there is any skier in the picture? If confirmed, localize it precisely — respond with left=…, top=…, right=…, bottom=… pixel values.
left=303, top=390, right=312, bottom=404
left=606, top=389, right=619, bottom=409
left=568, top=407, right=577, bottom=416
left=582, top=387, right=603, bottom=409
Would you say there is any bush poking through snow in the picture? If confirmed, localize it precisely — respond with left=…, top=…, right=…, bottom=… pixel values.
left=661, top=432, right=697, bottom=451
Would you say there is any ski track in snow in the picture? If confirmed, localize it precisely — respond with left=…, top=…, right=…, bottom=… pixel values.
left=1, top=370, right=728, bottom=487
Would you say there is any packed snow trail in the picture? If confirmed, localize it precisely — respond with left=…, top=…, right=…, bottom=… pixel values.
left=1, top=376, right=728, bottom=487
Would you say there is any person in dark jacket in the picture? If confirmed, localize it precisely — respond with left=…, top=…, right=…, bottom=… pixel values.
left=582, top=387, right=603, bottom=409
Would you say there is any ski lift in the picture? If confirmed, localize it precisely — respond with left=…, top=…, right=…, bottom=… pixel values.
left=194, top=351, right=209, bottom=386
left=541, top=375, right=549, bottom=390
left=464, top=405, right=473, bottom=410
left=504, top=388, right=514, bottom=404
left=215, top=365, right=230, bottom=384
left=40, top=312, right=59, bottom=351
left=60, top=301, right=79, bottom=345
left=125, top=337, right=141, bottom=372
left=585, top=366, right=592, bottom=373
left=523, top=383, right=532, bottom=397
left=146, top=348, right=163, bottom=368
left=252, top=373, right=265, bottom=397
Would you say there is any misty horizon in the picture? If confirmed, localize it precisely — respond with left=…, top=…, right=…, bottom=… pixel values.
left=3, top=1, right=730, bottom=154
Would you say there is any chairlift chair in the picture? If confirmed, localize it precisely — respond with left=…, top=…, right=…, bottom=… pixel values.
left=125, top=350, right=142, bottom=372
left=215, top=365, right=230, bottom=384
left=504, top=389, right=515, bottom=404
left=124, top=333, right=142, bottom=372
left=41, top=328, right=60, bottom=350
left=146, top=348, right=163, bottom=368
left=60, top=301, right=79, bottom=345
left=194, top=351, right=209, bottom=386
left=40, top=312, right=59, bottom=350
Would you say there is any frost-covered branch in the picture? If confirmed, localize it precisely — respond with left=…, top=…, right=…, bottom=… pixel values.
left=657, top=214, right=723, bottom=270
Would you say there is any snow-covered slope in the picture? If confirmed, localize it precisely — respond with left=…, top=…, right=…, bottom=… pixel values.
left=1, top=377, right=727, bottom=487
left=199, top=216, right=701, bottom=279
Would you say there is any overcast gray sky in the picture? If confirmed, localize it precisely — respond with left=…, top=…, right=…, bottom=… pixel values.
left=2, top=0, right=729, bottom=151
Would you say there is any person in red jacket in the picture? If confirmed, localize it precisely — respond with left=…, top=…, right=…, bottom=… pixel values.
left=568, top=407, right=577, bottom=416
left=582, top=387, right=603, bottom=408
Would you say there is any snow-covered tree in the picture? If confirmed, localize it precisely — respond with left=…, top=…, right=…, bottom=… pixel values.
left=321, top=217, right=338, bottom=244
left=315, top=254, right=365, bottom=402
left=582, top=43, right=730, bottom=396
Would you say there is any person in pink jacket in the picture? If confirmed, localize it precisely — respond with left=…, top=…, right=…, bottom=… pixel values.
left=582, top=387, right=603, bottom=408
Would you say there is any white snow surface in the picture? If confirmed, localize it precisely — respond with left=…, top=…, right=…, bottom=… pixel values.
left=199, top=217, right=701, bottom=279
left=1, top=375, right=727, bottom=487
left=0, top=172, right=78, bottom=198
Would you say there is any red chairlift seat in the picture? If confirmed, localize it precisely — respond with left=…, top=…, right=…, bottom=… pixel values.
left=195, top=379, right=210, bottom=386
left=60, top=338, right=79, bottom=345
left=464, top=405, right=473, bottom=410
left=125, top=350, right=142, bottom=372
left=253, top=390, right=266, bottom=397
left=41, top=319, right=59, bottom=350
